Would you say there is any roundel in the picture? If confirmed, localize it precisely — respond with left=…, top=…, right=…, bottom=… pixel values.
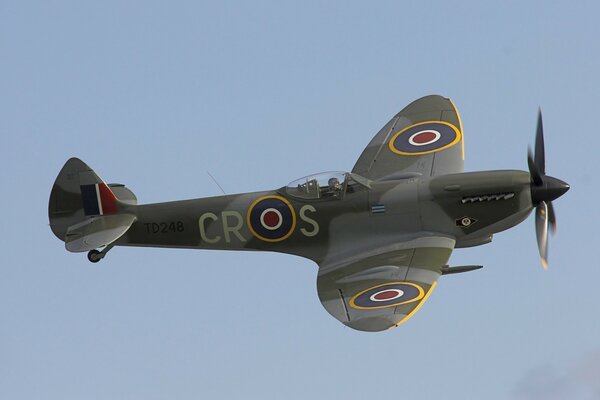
left=247, top=195, right=296, bottom=242
left=388, top=121, right=461, bottom=156
left=349, top=282, right=425, bottom=310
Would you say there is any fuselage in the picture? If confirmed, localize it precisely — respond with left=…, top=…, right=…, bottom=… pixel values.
left=117, top=170, right=534, bottom=264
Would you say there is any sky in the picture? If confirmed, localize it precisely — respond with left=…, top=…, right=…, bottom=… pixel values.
left=1, top=1, right=599, bottom=399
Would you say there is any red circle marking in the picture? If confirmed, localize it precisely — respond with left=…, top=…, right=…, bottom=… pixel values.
left=263, top=210, right=280, bottom=227
left=412, top=131, right=438, bottom=144
left=373, top=290, right=400, bottom=300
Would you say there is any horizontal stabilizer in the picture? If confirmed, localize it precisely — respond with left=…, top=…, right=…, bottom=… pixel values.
left=440, top=265, right=483, bottom=275
left=108, top=183, right=137, bottom=205
left=65, top=214, right=136, bottom=252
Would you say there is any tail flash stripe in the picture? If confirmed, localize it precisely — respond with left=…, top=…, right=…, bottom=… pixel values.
left=80, top=183, right=117, bottom=216
left=81, top=184, right=101, bottom=215
left=96, top=184, right=103, bottom=215
left=98, top=183, right=117, bottom=214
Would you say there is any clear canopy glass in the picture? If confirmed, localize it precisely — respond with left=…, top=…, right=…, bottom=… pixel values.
left=286, top=171, right=370, bottom=200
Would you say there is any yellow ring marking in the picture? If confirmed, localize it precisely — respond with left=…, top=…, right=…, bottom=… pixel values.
left=246, top=195, right=297, bottom=243
left=448, top=98, right=465, bottom=161
left=394, top=280, right=438, bottom=328
left=388, top=121, right=462, bottom=156
left=349, top=281, right=425, bottom=310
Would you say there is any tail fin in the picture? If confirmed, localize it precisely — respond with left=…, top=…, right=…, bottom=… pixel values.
left=48, top=158, right=137, bottom=252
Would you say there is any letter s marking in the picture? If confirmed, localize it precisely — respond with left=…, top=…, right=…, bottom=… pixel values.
left=299, top=205, right=319, bottom=237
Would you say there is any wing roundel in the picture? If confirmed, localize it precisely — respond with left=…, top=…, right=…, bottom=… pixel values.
left=352, top=95, right=464, bottom=180
left=317, top=236, right=454, bottom=332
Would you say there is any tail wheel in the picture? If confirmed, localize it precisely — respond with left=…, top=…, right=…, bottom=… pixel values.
left=87, top=249, right=102, bottom=263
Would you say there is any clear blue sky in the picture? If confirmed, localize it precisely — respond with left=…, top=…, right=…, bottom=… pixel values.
left=1, top=1, right=599, bottom=399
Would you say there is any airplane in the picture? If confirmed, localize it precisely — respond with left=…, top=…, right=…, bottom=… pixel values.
left=48, top=95, right=569, bottom=332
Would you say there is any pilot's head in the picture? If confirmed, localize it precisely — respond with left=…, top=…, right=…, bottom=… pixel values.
left=328, top=177, right=340, bottom=188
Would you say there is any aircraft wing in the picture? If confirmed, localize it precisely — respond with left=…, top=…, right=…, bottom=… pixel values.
left=317, top=235, right=454, bottom=332
left=352, top=95, right=464, bottom=180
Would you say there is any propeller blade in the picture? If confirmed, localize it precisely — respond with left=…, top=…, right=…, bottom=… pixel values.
left=535, top=201, right=549, bottom=269
left=528, top=110, right=567, bottom=270
left=528, top=148, right=543, bottom=186
left=547, top=201, right=557, bottom=235
left=535, top=109, right=546, bottom=175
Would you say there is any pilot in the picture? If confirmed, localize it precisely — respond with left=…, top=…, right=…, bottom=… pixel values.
left=327, top=177, right=343, bottom=195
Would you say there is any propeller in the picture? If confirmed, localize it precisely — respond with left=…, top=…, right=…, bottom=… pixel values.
left=527, top=110, right=569, bottom=269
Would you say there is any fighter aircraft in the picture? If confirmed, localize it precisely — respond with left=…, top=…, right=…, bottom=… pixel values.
left=48, top=95, right=569, bottom=332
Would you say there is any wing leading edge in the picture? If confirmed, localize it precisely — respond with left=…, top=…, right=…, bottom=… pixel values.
left=317, top=236, right=454, bottom=332
left=352, top=95, right=464, bottom=180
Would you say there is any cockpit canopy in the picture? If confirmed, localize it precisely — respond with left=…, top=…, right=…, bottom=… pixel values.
left=285, top=171, right=370, bottom=200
